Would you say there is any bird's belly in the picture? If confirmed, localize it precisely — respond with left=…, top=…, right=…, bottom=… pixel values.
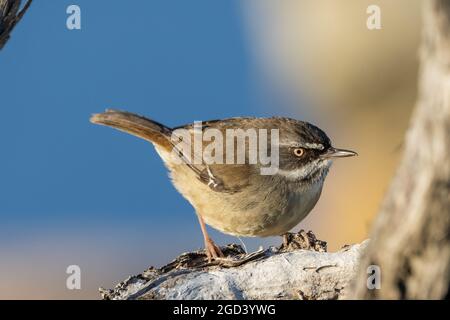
left=199, top=182, right=324, bottom=237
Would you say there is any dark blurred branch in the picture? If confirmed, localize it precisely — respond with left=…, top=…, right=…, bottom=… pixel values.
left=0, top=0, right=32, bottom=50
left=350, top=0, right=450, bottom=299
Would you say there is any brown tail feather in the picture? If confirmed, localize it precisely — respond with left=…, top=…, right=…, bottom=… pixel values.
left=90, top=109, right=173, bottom=151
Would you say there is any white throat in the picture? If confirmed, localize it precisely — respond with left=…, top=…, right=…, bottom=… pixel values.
left=276, top=159, right=332, bottom=182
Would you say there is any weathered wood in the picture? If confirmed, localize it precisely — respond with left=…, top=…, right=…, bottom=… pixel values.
left=349, top=0, right=450, bottom=299
left=0, top=0, right=32, bottom=50
left=100, top=230, right=369, bottom=300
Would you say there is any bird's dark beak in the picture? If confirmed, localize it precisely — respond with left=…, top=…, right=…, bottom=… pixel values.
left=320, top=147, right=358, bottom=159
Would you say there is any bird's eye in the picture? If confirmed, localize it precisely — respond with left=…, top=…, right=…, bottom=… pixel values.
left=293, top=148, right=305, bottom=157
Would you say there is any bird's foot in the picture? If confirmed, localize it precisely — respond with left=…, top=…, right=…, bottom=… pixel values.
left=204, top=237, right=225, bottom=262
left=207, top=247, right=266, bottom=267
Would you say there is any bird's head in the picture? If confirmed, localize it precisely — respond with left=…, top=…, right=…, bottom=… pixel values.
left=275, top=119, right=357, bottom=184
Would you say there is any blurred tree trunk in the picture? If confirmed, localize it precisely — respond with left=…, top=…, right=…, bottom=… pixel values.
left=350, top=0, right=450, bottom=299
left=0, top=0, right=32, bottom=50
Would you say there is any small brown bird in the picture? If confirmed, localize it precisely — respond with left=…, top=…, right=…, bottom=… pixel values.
left=90, top=110, right=356, bottom=261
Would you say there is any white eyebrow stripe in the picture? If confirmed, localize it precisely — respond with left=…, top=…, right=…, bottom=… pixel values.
left=304, top=143, right=324, bottom=150
left=279, top=142, right=324, bottom=150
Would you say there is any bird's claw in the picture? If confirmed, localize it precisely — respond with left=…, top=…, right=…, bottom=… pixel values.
left=204, top=237, right=225, bottom=262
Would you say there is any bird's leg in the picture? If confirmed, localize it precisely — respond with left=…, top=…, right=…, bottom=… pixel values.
left=197, top=214, right=224, bottom=262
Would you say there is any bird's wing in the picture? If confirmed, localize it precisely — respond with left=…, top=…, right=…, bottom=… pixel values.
left=173, top=118, right=261, bottom=193
left=196, top=163, right=254, bottom=194
left=91, top=112, right=259, bottom=194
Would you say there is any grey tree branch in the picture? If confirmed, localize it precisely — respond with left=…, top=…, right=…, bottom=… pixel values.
left=349, top=0, right=450, bottom=299
left=100, top=231, right=369, bottom=300
left=0, top=0, right=32, bottom=50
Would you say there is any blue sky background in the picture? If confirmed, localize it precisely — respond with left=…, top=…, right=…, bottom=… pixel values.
left=0, top=0, right=314, bottom=298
